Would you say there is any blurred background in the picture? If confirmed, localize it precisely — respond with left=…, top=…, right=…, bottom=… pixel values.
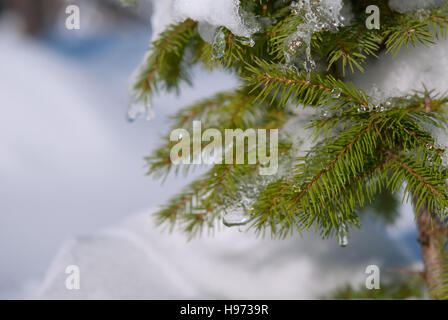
left=0, top=0, right=424, bottom=299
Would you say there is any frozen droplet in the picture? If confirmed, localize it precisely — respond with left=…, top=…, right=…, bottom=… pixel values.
left=337, top=224, right=349, bottom=247
left=222, top=186, right=257, bottom=228
left=284, top=32, right=306, bottom=65
left=283, top=1, right=345, bottom=76
left=212, top=27, right=226, bottom=59
left=223, top=208, right=250, bottom=227
left=357, top=105, right=367, bottom=113
left=331, top=88, right=342, bottom=99
left=241, top=37, right=255, bottom=47
left=127, top=96, right=154, bottom=122
left=320, top=109, right=330, bottom=118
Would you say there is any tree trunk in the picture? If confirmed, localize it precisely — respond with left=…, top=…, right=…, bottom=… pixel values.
left=413, top=195, right=446, bottom=299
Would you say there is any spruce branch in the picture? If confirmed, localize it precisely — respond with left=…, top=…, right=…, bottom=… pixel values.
left=244, top=58, right=370, bottom=109
left=145, top=89, right=288, bottom=179
left=133, top=19, right=198, bottom=102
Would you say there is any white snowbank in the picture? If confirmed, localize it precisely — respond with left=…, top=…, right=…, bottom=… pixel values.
left=0, top=10, right=238, bottom=298
left=38, top=210, right=413, bottom=299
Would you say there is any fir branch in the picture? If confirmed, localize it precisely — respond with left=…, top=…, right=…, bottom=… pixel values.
left=244, top=58, right=370, bottom=110
left=133, top=19, right=198, bottom=101
left=146, top=88, right=288, bottom=178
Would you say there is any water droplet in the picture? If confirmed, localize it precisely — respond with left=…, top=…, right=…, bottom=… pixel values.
left=331, top=88, right=342, bottom=99
left=368, top=104, right=379, bottom=112
left=357, top=105, right=368, bottom=113
left=212, top=28, right=226, bottom=59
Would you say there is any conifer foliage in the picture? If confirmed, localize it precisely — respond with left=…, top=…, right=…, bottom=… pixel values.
left=129, top=0, right=448, bottom=298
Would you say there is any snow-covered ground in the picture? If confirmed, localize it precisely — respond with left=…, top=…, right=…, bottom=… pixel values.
left=0, top=11, right=235, bottom=298
left=38, top=211, right=417, bottom=299
left=0, top=2, right=435, bottom=299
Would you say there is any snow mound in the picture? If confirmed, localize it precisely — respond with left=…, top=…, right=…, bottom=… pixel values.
left=38, top=210, right=414, bottom=299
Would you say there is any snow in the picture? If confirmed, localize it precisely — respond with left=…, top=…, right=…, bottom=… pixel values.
left=389, top=0, right=447, bottom=13
left=351, top=39, right=448, bottom=94
left=349, top=36, right=448, bottom=158
left=150, top=0, right=260, bottom=40
left=38, top=210, right=414, bottom=299
left=150, top=0, right=176, bottom=40
left=172, top=0, right=260, bottom=38
left=0, top=9, right=237, bottom=298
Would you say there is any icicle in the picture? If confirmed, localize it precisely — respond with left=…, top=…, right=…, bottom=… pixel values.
left=284, top=28, right=314, bottom=77
left=285, top=1, right=344, bottom=77
left=337, top=224, right=349, bottom=247
left=127, top=96, right=154, bottom=122
left=212, top=27, right=226, bottom=59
